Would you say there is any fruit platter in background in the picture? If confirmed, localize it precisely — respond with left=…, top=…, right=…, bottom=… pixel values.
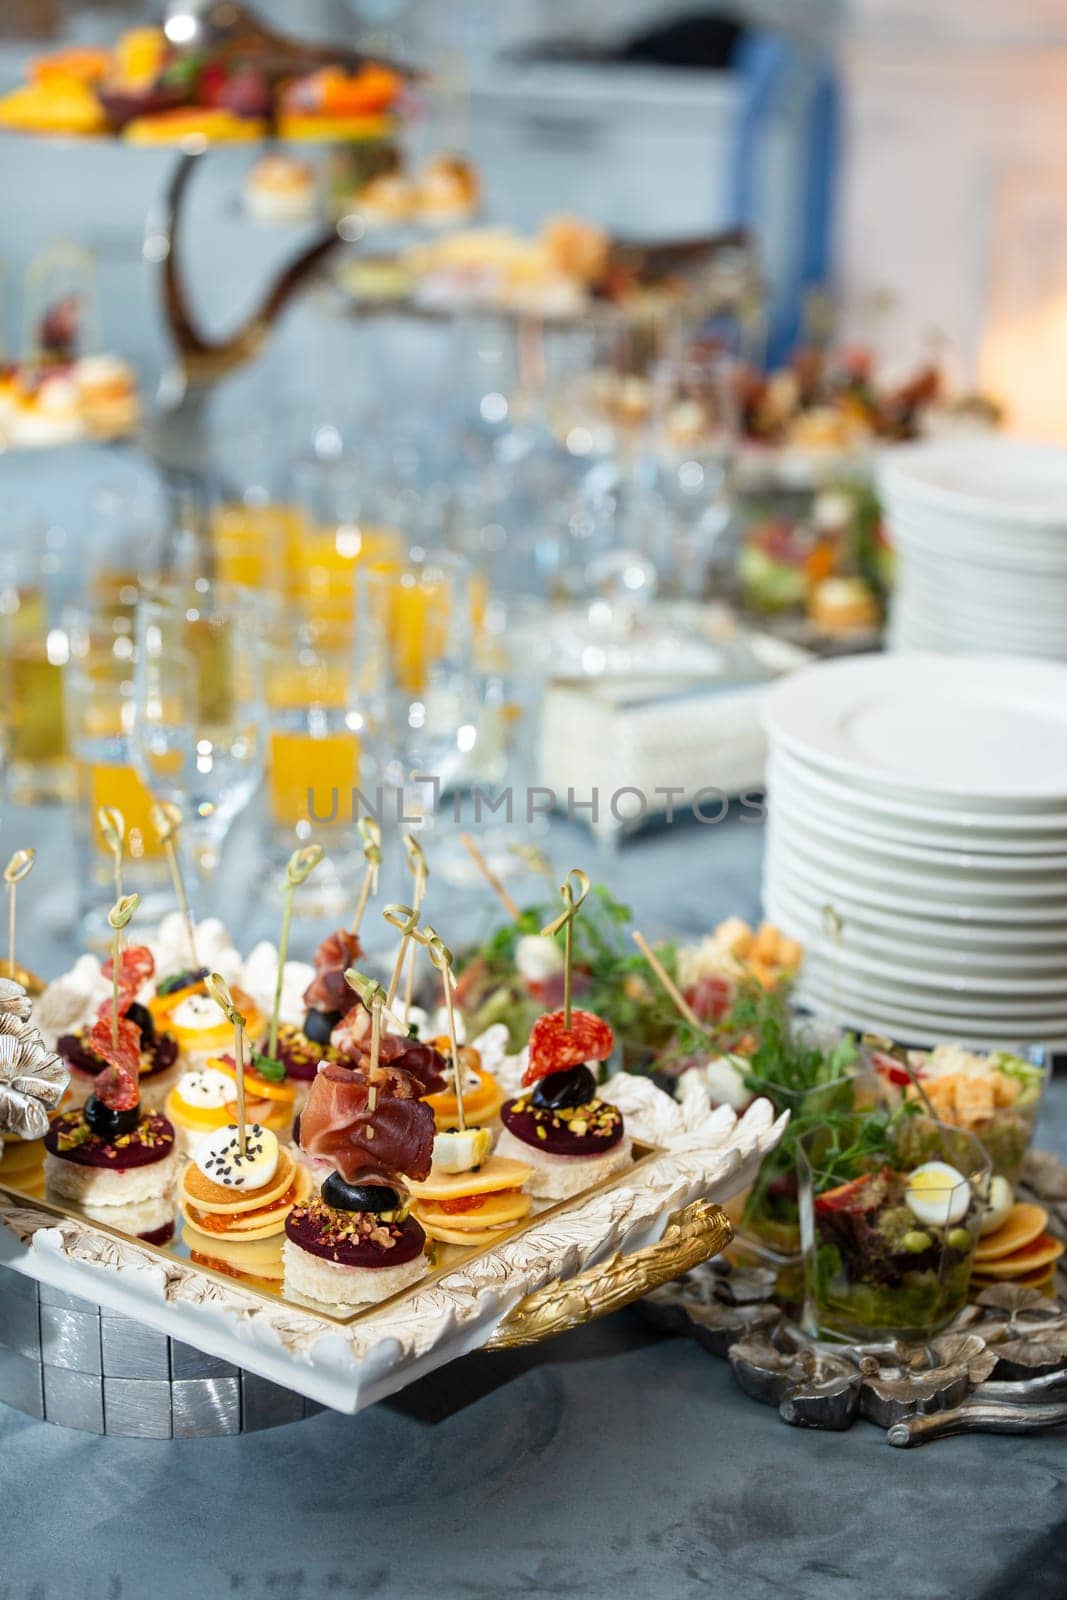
left=0, top=12, right=411, bottom=145
left=0, top=242, right=140, bottom=450
left=733, top=339, right=1002, bottom=491
left=732, top=479, right=891, bottom=650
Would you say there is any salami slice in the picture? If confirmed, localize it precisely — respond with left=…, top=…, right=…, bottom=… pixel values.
left=523, top=1009, right=615, bottom=1085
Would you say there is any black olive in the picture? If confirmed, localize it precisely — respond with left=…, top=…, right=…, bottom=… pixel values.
left=321, top=1173, right=400, bottom=1214
left=126, top=1001, right=155, bottom=1047
left=84, top=1094, right=141, bottom=1140
left=303, top=1008, right=341, bottom=1046
left=532, top=1065, right=596, bottom=1110
left=157, top=966, right=209, bottom=998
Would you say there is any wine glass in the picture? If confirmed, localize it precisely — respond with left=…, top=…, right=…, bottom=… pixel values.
left=132, top=579, right=267, bottom=910
left=352, top=550, right=479, bottom=843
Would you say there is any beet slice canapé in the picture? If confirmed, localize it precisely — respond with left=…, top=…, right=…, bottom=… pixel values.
left=501, top=1097, right=625, bottom=1158
left=285, top=1206, right=426, bottom=1267
left=44, top=1110, right=176, bottom=1170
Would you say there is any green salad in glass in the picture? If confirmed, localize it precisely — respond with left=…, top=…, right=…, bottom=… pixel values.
left=798, top=1111, right=992, bottom=1341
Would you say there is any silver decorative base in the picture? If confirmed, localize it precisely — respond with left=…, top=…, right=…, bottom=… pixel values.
left=0, top=1263, right=321, bottom=1436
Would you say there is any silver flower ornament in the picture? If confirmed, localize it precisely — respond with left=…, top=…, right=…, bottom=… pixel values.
left=0, top=983, right=70, bottom=1142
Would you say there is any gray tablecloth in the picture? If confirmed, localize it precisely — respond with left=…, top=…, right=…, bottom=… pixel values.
left=2, top=801, right=1066, bottom=1600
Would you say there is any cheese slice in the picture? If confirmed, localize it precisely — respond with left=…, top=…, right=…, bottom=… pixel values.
left=408, top=1154, right=532, bottom=1203
left=420, top=1218, right=519, bottom=1248
left=414, top=1189, right=532, bottom=1229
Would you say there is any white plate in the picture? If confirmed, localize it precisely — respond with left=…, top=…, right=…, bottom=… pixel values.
left=769, top=745, right=1067, bottom=831
left=795, top=948, right=1067, bottom=1014
left=765, top=868, right=1067, bottom=948
left=765, top=885, right=1067, bottom=975
left=767, top=846, right=1067, bottom=924
left=768, top=789, right=1067, bottom=872
left=764, top=653, right=1067, bottom=803
left=878, top=439, right=1067, bottom=530
left=768, top=815, right=1067, bottom=899
left=793, top=974, right=1067, bottom=1050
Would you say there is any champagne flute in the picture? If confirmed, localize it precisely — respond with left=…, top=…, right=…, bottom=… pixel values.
left=352, top=550, right=479, bottom=843
left=131, top=579, right=267, bottom=911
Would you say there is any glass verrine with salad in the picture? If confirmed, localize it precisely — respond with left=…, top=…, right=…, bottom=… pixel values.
left=798, top=1113, right=992, bottom=1342
left=720, top=990, right=870, bottom=1261
left=870, top=1043, right=1048, bottom=1184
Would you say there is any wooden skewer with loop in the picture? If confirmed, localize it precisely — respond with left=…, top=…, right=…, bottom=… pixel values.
left=106, top=893, right=141, bottom=1055
left=150, top=800, right=199, bottom=971
left=413, top=924, right=465, bottom=1130
left=350, top=817, right=382, bottom=939
left=402, top=833, right=429, bottom=1022
left=266, top=844, right=323, bottom=1061
left=343, top=970, right=387, bottom=1122
left=540, top=868, right=591, bottom=1031
left=98, top=807, right=125, bottom=905
left=3, top=848, right=34, bottom=982
left=382, top=902, right=420, bottom=1011
left=206, top=974, right=249, bottom=1159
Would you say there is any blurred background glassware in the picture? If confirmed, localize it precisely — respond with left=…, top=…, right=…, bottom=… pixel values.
left=132, top=579, right=267, bottom=911
left=650, top=340, right=740, bottom=599
left=86, top=480, right=167, bottom=607
left=0, top=509, right=75, bottom=804
left=65, top=602, right=172, bottom=945
left=443, top=591, right=553, bottom=886
left=798, top=1117, right=992, bottom=1342
left=262, top=608, right=364, bottom=915
left=287, top=448, right=406, bottom=637
left=352, top=548, right=479, bottom=844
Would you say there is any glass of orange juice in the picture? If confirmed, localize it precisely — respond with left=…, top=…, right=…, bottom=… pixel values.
left=263, top=610, right=366, bottom=912
left=1, top=512, right=75, bottom=804
left=287, top=453, right=405, bottom=630
left=352, top=550, right=479, bottom=845
left=65, top=604, right=173, bottom=946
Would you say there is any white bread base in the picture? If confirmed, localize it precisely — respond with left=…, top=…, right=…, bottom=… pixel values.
left=282, top=1237, right=427, bottom=1309
left=44, top=1146, right=179, bottom=1206
left=493, top=1128, right=633, bottom=1200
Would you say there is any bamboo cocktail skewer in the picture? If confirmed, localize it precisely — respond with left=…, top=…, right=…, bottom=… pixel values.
left=631, top=930, right=703, bottom=1032
left=350, top=817, right=382, bottom=938
left=268, top=844, right=323, bottom=1060
left=382, top=902, right=420, bottom=1012
left=541, top=868, right=590, bottom=1031
left=107, top=893, right=140, bottom=1053
left=415, top=925, right=466, bottom=1131
left=151, top=800, right=199, bottom=970
left=402, top=834, right=428, bottom=1022
left=3, top=848, right=34, bottom=981
left=207, top=975, right=249, bottom=1159
left=461, top=832, right=520, bottom=920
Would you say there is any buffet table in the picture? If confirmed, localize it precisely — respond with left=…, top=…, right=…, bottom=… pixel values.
left=1, top=799, right=1065, bottom=1600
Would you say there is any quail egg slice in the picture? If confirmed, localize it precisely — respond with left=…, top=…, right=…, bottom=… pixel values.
left=905, top=1161, right=970, bottom=1228
left=978, top=1174, right=1014, bottom=1237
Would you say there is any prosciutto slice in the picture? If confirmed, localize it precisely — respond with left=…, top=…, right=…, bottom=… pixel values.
left=299, top=1062, right=435, bottom=1183
left=302, top=928, right=365, bottom=1016
left=331, top=1020, right=449, bottom=1096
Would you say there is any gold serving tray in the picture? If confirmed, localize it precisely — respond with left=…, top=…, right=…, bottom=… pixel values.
left=0, top=1140, right=730, bottom=1341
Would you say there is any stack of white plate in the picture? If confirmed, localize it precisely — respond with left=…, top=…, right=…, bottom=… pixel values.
left=878, top=439, right=1067, bottom=658
left=762, top=652, right=1067, bottom=1048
